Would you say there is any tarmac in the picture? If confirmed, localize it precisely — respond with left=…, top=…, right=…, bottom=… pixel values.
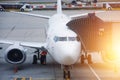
left=0, top=10, right=120, bottom=80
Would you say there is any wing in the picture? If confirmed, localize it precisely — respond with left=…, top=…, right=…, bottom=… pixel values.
left=20, top=42, right=46, bottom=48
left=70, top=11, right=105, bottom=19
left=0, top=40, right=46, bottom=49
left=11, top=11, right=51, bottom=19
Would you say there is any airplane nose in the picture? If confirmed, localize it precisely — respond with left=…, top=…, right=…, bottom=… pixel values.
left=63, top=45, right=80, bottom=64
left=54, top=42, right=81, bottom=65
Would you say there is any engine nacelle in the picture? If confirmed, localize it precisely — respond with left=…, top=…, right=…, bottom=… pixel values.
left=5, top=44, right=26, bottom=64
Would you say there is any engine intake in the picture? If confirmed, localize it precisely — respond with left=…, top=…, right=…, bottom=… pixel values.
left=5, top=45, right=26, bottom=64
left=7, top=49, right=24, bottom=62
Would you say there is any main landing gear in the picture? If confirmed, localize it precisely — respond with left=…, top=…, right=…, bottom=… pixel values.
left=81, top=53, right=92, bottom=64
left=32, top=55, right=38, bottom=64
left=32, top=48, right=47, bottom=65
left=63, top=65, right=72, bottom=80
left=40, top=51, right=47, bottom=65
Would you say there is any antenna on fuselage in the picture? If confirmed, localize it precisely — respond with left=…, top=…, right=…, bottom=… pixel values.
left=57, top=0, right=62, bottom=14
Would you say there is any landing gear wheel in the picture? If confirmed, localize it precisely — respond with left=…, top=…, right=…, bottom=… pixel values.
left=81, top=54, right=84, bottom=64
left=87, top=54, right=92, bottom=64
left=63, top=70, right=70, bottom=80
left=32, top=55, right=37, bottom=64
left=40, top=55, right=46, bottom=65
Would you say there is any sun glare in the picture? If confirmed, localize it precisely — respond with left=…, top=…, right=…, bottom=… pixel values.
left=102, top=44, right=120, bottom=63
left=113, top=44, right=120, bottom=60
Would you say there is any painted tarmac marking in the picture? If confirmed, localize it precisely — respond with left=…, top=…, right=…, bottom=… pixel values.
left=14, top=77, right=32, bottom=80
left=87, top=64, right=101, bottom=80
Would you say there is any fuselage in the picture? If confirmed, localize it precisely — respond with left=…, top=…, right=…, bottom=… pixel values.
left=46, top=13, right=81, bottom=65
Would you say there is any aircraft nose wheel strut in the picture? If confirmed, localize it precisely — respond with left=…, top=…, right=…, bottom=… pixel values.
left=63, top=65, right=71, bottom=80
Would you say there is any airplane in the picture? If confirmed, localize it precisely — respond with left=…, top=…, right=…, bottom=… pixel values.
left=0, top=0, right=103, bottom=79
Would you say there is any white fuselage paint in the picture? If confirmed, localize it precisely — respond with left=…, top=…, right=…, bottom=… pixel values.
left=46, top=13, right=81, bottom=65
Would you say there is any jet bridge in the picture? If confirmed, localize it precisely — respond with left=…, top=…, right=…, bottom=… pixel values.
left=67, top=13, right=112, bottom=52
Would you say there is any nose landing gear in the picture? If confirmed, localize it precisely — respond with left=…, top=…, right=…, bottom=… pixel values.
left=63, top=65, right=72, bottom=80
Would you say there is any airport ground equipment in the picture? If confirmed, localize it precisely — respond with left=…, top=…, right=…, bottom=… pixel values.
left=0, top=5, right=5, bottom=11
left=67, top=13, right=112, bottom=64
left=0, top=3, right=32, bottom=11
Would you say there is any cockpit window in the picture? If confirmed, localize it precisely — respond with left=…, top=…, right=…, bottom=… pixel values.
left=68, top=37, right=76, bottom=41
left=54, top=36, right=67, bottom=42
left=54, top=36, right=80, bottom=42
left=59, top=37, right=67, bottom=41
left=54, top=36, right=58, bottom=42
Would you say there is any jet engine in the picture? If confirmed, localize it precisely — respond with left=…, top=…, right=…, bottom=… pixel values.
left=5, top=44, right=26, bottom=64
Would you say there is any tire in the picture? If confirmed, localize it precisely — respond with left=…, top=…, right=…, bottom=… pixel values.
left=21, top=8, right=24, bottom=12
left=40, top=55, right=46, bottom=65
left=81, top=55, right=84, bottom=64
left=88, top=54, right=92, bottom=64
left=63, top=70, right=71, bottom=79
left=68, top=71, right=71, bottom=79
left=63, top=71, right=65, bottom=79
left=32, top=55, right=37, bottom=64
